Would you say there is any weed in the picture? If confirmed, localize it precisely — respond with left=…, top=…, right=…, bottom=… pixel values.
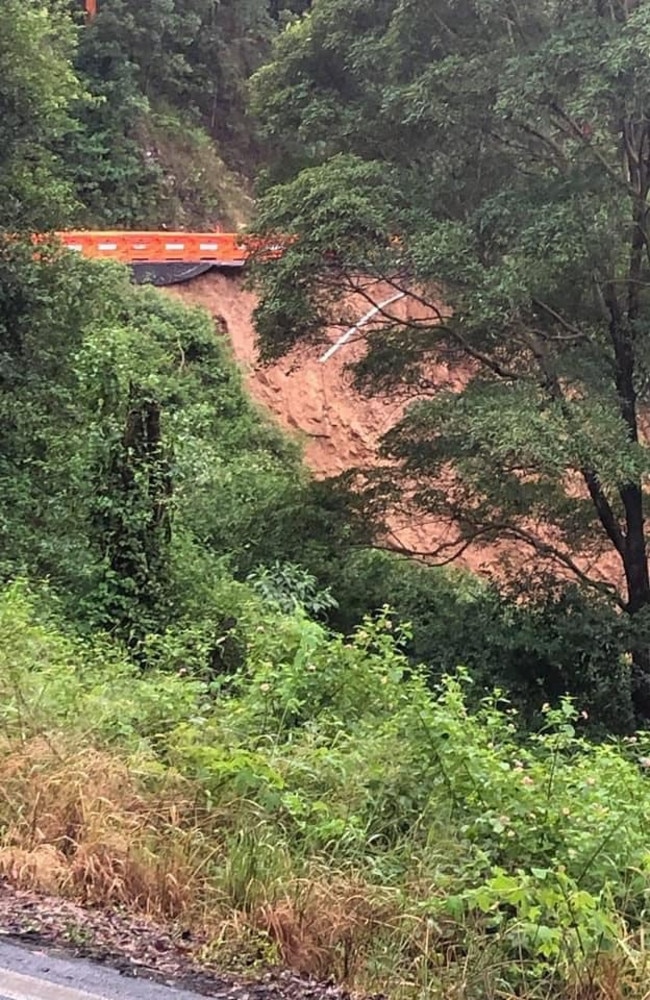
left=0, top=584, right=649, bottom=999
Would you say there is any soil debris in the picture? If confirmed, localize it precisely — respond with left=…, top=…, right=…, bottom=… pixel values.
left=0, top=879, right=375, bottom=1000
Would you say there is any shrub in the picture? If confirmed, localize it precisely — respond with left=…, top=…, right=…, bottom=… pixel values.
left=327, top=549, right=636, bottom=732
left=1, top=581, right=648, bottom=998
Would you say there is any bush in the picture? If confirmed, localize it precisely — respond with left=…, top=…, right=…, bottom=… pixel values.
left=326, top=549, right=636, bottom=732
left=2, top=580, right=650, bottom=998
left=0, top=253, right=359, bottom=650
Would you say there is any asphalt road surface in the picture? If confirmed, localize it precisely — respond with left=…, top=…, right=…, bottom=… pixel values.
left=0, top=941, right=204, bottom=1000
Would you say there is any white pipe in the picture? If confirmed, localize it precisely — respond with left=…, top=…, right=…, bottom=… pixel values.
left=319, top=291, right=406, bottom=363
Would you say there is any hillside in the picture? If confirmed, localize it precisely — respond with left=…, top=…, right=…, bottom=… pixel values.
left=168, top=273, right=446, bottom=550
left=4, top=2, right=650, bottom=999
left=167, top=271, right=625, bottom=593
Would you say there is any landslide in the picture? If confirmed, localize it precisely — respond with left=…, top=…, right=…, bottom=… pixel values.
left=167, top=271, right=453, bottom=556
left=166, top=271, right=621, bottom=586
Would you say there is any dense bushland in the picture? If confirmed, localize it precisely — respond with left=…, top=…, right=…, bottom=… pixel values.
left=1, top=582, right=648, bottom=1000
left=0, top=246, right=357, bottom=645
left=325, top=552, right=638, bottom=735
left=0, top=0, right=314, bottom=231
left=58, top=0, right=314, bottom=228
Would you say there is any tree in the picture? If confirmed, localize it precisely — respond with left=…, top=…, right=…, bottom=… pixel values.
left=0, top=0, right=79, bottom=231
left=250, top=0, right=650, bottom=709
left=64, top=0, right=274, bottom=216
left=0, top=0, right=85, bottom=582
left=91, top=382, right=173, bottom=643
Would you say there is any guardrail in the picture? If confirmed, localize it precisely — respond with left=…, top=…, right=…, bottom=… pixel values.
left=55, top=231, right=253, bottom=266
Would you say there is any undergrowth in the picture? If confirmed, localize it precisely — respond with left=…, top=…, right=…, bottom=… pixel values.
left=1, top=580, right=649, bottom=1000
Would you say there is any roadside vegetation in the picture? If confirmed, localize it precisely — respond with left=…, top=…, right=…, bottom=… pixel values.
left=4, top=1, right=650, bottom=999
left=3, top=581, right=650, bottom=1000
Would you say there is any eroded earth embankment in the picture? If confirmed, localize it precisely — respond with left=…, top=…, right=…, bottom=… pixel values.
left=167, top=272, right=621, bottom=588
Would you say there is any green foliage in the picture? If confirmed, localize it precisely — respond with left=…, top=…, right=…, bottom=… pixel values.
left=250, top=0, right=650, bottom=689
left=247, top=560, right=338, bottom=617
left=0, top=0, right=80, bottom=230
left=60, top=60, right=164, bottom=228
left=6, top=15, right=650, bottom=997
left=58, top=0, right=275, bottom=225
left=80, top=0, right=272, bottom=131
left=0, top=0, right=368, bottom=679
left=0, top=249, right=116, bottom=585
left=0, top=244, right=357, bottom=648
left=0, top=580, right=205, bottom=746
left=4, top=580, right=650, bottom=995
left=268, top=0, right=311, bottom=20
left=325, top=550, right=636, bottom=733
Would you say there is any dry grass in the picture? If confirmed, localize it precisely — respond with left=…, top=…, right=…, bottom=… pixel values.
left=0, top=736, right=412, bottom=988
left=253, top=876, right=400, bottom=979
left=0, top=737, right=206, bottom=919
left=0, top=736, right=646, bottom=1000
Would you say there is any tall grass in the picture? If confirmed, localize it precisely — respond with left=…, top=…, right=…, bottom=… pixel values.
left=0, top=580, right=648, bottom=999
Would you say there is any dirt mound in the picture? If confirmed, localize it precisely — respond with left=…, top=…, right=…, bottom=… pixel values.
left=165, top=272, right=622, bottom=590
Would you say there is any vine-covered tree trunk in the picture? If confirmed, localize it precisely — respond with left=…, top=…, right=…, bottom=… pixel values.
left=94, top=382, right=173, bottom=642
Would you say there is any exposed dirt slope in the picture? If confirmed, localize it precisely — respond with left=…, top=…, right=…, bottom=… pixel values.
left=166, top=272, right=621, bottom=588
left=167, top=271, right=458, bottom=556
left=169, top=272, right=442, bottom=477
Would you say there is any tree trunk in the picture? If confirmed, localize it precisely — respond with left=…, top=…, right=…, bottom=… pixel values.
left=93, top=383, right=173, bottom=644
left=608, top=160, right=650, bottom=714
left=622, top=497, right=650, bottom=615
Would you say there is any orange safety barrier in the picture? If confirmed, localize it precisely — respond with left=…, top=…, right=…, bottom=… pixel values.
left=55, top=231, right=252, bottom=266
